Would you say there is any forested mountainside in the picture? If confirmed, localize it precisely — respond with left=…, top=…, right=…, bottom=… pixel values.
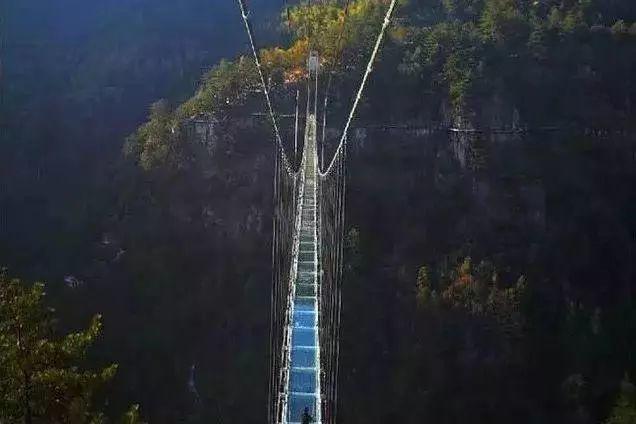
left=2, top=0, right=636, bottom=422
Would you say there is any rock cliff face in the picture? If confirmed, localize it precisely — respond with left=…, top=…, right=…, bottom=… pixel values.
left=185, top=116, right=220, bottom=155
left=75, top=108, right=278, bottom=422
left=346, top=128, right=543, bottom=257
left=440, top=93, right=522, bottom=131
left=334, top=126, right=635, bottom=423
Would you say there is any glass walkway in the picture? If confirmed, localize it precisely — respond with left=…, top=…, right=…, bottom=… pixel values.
left=285, top=117, right=321, bottom=423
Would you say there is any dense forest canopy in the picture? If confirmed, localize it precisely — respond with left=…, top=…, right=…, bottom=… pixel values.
left=2, top=0, right=635, bottom=422
left=127, top=0, right=636, bottom=172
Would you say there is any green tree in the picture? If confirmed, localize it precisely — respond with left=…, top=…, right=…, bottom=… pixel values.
left=480, top=0, right=528, bottom=44
left=611, top=19, right=630, bottom=37
left=605, top=375, right=636, bottom=424
left=0, top=270, right=141, bottom=423
left=124, top=99, right=176, bottom=171
left=415, top=265, right=433, bottom=307
left=426, top=257, right=526, bottom=334
left=443, top=0, right=484, bottom=21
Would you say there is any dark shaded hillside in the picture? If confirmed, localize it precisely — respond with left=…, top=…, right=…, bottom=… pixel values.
left=80, top=118, right=276, bottom=422
left=1, top=0, right=279, bottom=280
left=340, top=128, right=635, bottom=423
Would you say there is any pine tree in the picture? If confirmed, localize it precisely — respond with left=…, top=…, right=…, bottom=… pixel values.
left=0, top=270, right=141, bottom=423
left=605, top=375, right=636, bottom=424
left=415, top=265, right=433, bottom=307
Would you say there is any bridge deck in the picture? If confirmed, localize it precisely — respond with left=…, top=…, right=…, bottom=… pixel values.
left=286, top=117, right=320, bottom=424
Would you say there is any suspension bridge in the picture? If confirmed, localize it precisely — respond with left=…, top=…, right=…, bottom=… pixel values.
left=236, top=0, right=398, bottom=422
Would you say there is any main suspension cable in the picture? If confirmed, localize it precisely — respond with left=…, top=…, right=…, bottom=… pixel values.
left=236, top=0, right=296, bottom=176
left=319, top=0, right=398, bottom=177
left=321, top=0, right=352, bottom=170
left=294, top=89, right=300, bottom=162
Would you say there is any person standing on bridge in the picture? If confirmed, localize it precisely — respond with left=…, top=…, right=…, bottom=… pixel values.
left=301, top=406, right=314, bottom=423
